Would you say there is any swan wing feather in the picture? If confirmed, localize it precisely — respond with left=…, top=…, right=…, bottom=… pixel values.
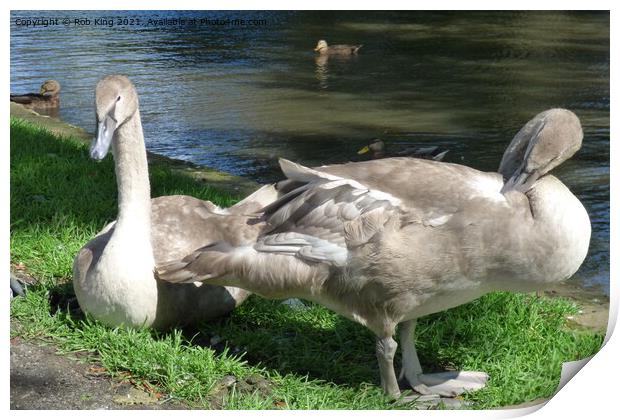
left=252, top=160, right=407, bottom=266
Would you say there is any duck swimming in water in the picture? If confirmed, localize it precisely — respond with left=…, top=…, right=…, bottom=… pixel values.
left=314, top=39, right=363, bottom=55
left=357, top=138, right=449, bottom=161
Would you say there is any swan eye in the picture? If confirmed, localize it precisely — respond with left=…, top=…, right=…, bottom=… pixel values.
left=116, top=95, right=121, bottom=102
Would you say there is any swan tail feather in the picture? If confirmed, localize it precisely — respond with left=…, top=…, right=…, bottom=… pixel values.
left=155, top=242, right=231, bottom=284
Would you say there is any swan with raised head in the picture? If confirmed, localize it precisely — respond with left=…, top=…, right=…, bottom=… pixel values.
left=11, top=80, right=61, bottom=109
left=156, top=108, right=590, bottom=398
left=73, top=75, right=273, bottom=329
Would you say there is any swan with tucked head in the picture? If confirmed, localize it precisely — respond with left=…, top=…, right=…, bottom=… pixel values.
left=73, top=75, right=276, bottom=329
left=157, top=108, right=590, bottom=399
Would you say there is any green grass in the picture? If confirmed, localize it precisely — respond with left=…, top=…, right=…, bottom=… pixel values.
left=10, top=117, right=604, bottom=409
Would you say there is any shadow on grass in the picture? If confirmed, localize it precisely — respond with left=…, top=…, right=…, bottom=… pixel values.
left=185, top=296, right=487, bottom=389
left=38, top=277, right=383, bottom=389
left=47, top=281, right=82, bottom=318
left=36, top=279, right=381, bottom=390
left=185, top=298, right=382, bottom=388
left=179, top=292, right=604, bottom=398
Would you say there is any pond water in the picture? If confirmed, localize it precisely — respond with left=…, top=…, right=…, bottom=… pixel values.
left=10, top=11, right=610, bottom=295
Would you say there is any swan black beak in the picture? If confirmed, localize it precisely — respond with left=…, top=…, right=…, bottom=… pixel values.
left=90, top=110, right=117, bottom=161
left=501, top=168, right=540, bottom=194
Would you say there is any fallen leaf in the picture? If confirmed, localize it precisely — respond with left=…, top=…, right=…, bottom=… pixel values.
left=12, top=262, right=26, bottom=270
left=87, top=366, right=107, bottom=376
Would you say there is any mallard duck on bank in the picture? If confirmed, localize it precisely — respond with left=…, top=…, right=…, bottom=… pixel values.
left=11, top=80, right=61, bottom=109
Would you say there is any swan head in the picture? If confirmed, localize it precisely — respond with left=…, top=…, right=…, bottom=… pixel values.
left=499, top=108, right=583, bottom=193
left=91, top=75, right=139, bottom=160
left=314, top=40, right=328, bottom=52
left=40, top=80, right=60, bottom=96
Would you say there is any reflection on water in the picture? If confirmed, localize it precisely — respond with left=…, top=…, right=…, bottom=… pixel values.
left=10, top=10, right=609, bottom=294
left=314, top=54, right=330, bottom=89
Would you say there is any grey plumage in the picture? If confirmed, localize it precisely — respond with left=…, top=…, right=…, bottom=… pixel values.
left=73, top=75, right=267, bottom=329
left=156, top=108, right=590, bottom=399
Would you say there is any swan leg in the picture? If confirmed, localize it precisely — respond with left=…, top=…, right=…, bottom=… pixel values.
left=375, top=335, right=400, bottom=398
left=398, top=319, right=434, bottom=395
left=399, top=319, right=489, bottom=397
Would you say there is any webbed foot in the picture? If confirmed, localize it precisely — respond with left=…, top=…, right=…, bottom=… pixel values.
left=405, top=370, right=489, bottom=397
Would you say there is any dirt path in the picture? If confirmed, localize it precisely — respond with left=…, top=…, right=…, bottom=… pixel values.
left=10, top=332, right=188, bottom=410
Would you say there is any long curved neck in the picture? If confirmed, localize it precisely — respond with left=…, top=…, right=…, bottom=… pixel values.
left=111, top=110, right=151, bottom=237
left=524, top=175, right=591, bottom=285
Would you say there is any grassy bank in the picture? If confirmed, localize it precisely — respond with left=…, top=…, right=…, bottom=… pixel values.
left=10, top=117, right=604, bottom=409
